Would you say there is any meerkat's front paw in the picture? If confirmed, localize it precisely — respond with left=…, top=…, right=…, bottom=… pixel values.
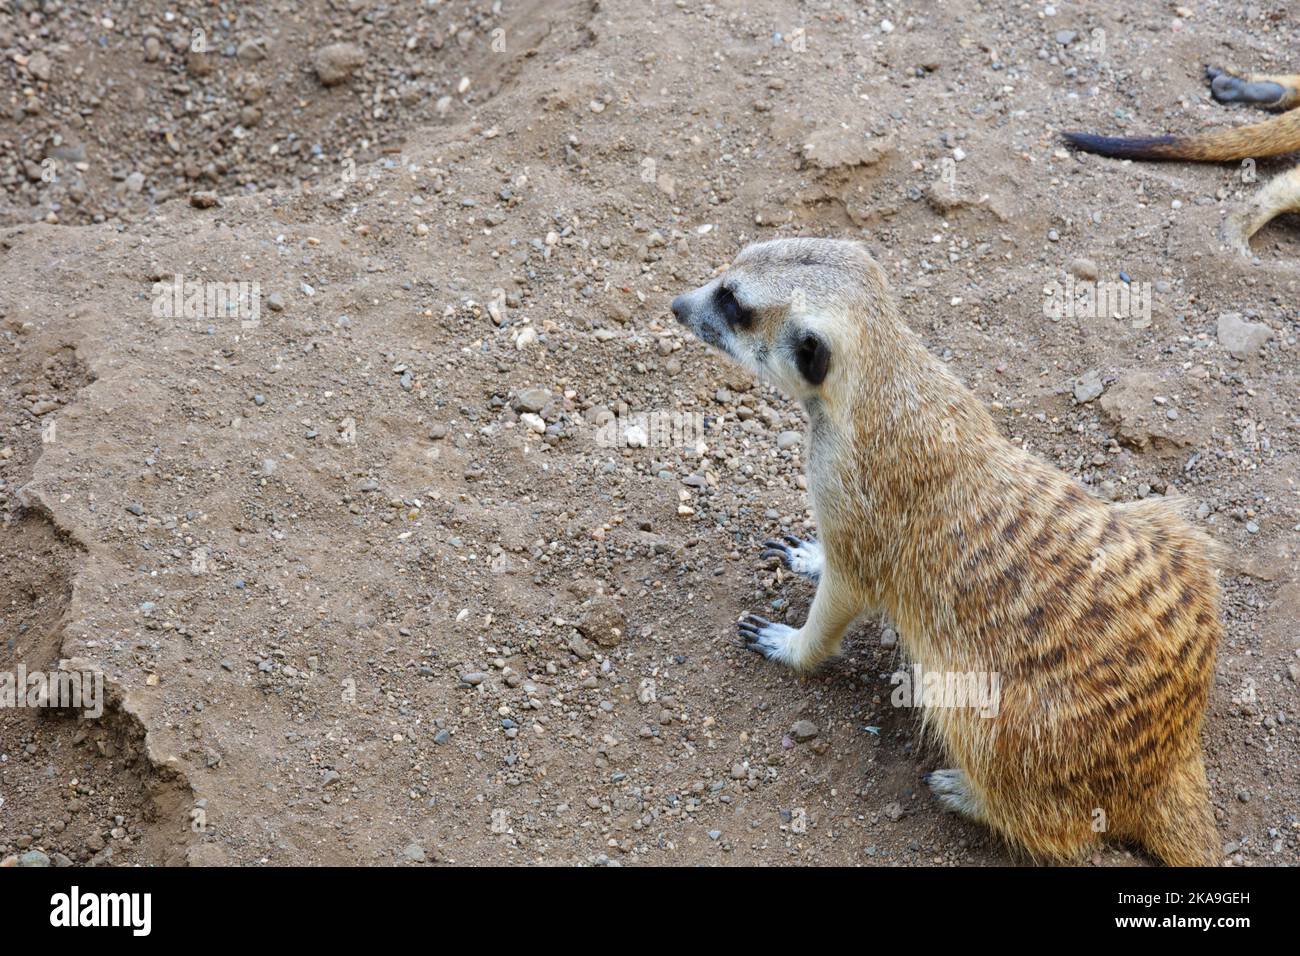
left=759, top=535, right=823, bottom=582
left=736, top=614, right=800, bottom=665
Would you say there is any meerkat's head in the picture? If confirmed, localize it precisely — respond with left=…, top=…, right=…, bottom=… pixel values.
left=670, top=238, right=891, bottom=405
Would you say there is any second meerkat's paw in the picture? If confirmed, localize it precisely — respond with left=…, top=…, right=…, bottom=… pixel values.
left=736, top=614, right=800, bottom=665
left=759, top=535, right=823, bottom=582
left=1206, top=65, right=1298, bottom=109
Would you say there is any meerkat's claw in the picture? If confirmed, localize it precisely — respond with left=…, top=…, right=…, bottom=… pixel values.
left=759, top=535, right=824, bottom=582
left=737, top=614, right=799, bottom=664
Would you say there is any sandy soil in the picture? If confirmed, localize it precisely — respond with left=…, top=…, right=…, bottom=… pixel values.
left=0, top=0, right=1296, bottom=866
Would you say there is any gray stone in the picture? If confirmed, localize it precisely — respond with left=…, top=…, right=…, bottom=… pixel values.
left=1073, top=369, right=1104, bottom=404
left=513, top=387, right=551, bottom=414
left=790, top=719, right=819, bottom=742
left=26, top=52, right=52, bottom=82
left=576, top=594, right=625, bottom=648
left=1068, top=257, right=1098, bottom=281
left=1217, top=312, right=1272, bottom=360
left=313, top=43, right=366, bottom=86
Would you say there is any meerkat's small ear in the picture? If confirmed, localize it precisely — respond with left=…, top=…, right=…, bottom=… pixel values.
left=795, top=332, right=830, bottom=386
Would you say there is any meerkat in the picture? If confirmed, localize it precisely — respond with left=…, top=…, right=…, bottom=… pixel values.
left=670, top=238, right=1224, bottom=866
left=1063, top=66, right=1300, bottom=256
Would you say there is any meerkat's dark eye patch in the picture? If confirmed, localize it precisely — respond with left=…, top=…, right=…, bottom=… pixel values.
left=793, top=331, right=830, bottom=385
left=714, top=285, right=752, bottom=330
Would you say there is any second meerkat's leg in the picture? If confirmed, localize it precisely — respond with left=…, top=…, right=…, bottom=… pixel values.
left=738, top=564, right=858, bottom=671
left=1222, top=163, right=1300, bottom=255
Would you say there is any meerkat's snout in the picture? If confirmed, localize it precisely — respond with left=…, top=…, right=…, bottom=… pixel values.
left=669, top=293, right=689, bottom=324
left=668, top=278, right=736, bottom=357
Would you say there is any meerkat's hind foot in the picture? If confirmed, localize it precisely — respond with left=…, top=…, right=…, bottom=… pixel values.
left=759, top=535, right=823, bottom=582
left=924, top=769, right=987, bottom=823
left=1207, top=65, right=1300, bottom=110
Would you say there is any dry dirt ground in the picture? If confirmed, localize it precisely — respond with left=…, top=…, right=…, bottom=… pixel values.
left=0, top=0, right=1296, bottom=867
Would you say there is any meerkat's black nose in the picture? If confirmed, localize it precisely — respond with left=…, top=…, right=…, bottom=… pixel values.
left=670, top=295, right=688, bottom=324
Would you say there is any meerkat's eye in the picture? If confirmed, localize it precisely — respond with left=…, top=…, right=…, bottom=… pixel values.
left=715, top=285, right=752, bottom=330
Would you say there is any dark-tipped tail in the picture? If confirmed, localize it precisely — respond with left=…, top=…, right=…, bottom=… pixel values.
left=1060, top=131, right=1183, bottom=160
left=1064, top=110, right=1300, bottom=162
